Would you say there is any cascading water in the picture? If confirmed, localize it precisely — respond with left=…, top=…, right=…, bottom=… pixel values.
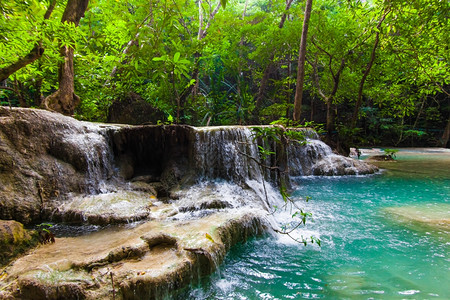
left=0, top=108, right=387, bottom=300
left=62, top=129, right=116, bottom=194
left=48, top=124, right=377, bottom=232
left=185, top=149, right=450, bottom=299
left=186, top=126, right=377, bottom=236
left=192, top=126, right=263, bottom=183
left=192, top=126, right=377, bottom=182
left=288, top=138, right=333, bottom=176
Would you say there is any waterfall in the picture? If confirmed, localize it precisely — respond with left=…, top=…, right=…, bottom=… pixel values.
left=288, top=138, right=333, bottom=176
left=190, top=126, right=377, bottom=183
left=192, top=126, right=263, bottom=183
left=62, top=129, right=115, bottom=193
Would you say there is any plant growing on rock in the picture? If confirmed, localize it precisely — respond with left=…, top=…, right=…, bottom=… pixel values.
left=36, top=223, right=55, bottom=244
left=383, top=148, right=398, bottom=160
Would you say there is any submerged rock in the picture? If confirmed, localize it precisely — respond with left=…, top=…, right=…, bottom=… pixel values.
left=384, top=204, right=450, bottom=233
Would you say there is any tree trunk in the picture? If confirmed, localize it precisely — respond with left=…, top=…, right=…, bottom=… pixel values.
left=326, top=98, right=335, bottom=136
left=252, top=0, right=294, bottom=123
left=41, top=0, right=89, bottom=116
left=351, top=8, right=390, bottom=128
left=439, top=116, right=450, bottom=148
left=293, top=0, right=313, bottom=122
left=309, top=54, right=345, bottom=138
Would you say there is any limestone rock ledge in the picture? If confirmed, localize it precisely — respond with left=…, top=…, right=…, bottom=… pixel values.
left=0, top=211, right=268, bottom=300
left=0, top=107, right=119, bottom=224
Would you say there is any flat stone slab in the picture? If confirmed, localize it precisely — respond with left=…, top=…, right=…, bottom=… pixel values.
left=51, top=190, right=155, bottom=225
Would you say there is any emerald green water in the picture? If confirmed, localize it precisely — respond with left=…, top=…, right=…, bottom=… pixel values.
left=188, top=149, right=450, bottom=299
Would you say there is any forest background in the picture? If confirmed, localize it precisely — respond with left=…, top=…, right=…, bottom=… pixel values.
left=1, top=0, right=449, bottom=151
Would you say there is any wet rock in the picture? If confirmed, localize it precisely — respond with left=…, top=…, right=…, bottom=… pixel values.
left=0, top=211, right=268, bottom=300
left=179, top=199, right=232, bottom=213
left=50, top=191, right=153, bottom=225
left=110, top=125, right=194, bottom=184
left=131, top=175, right=160, bottom=183
left=117, top=153, right=134, bottom=180
left=0, top=220, right=38, bottom=266
left=312, top=155, right=378, bottom=176
left=0, top=290, right=14, bottom=300
left=0, top=107, right=118, bottom=224
left=147, top=182, right=166, bottom=198
left=160, top=160, right=184, bottom=193
left=141, top=233, right=178, bottom=249
left=128, top=181, right=158, bottom=195
left=105, top=244, right=148, bottom=264
left=17, top=270, right=93, bottom=300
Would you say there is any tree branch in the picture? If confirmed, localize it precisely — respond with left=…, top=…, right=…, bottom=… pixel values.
left=0, top=1, right=56, bottom=82
left=311, top=39, right=335, bottom=79
left=0, top=86, right=15, bottom=92
left=351, top=7, right=391, bottom=127
left=200, top=2, right=221, bottom=40
left=307, top=55, right=327, bottom=101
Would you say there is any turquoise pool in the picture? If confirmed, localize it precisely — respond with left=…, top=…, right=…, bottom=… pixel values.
left=187, top=149, right=450, bottom=299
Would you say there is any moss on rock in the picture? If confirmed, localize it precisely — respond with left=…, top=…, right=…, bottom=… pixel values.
left=0, top=220, right=38, bottom=266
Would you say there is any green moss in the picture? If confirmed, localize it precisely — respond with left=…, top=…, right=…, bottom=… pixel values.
left=0, top=220, right=39, bottom=266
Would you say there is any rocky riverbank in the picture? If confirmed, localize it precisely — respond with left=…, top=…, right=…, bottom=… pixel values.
left=0, top=107, right=378, bottom=299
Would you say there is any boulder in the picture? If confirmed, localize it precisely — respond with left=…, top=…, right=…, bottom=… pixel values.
left=107, top=92, right=164, bottom=125
left=0, top=220, right=38, bottom=266
left=312, top=155, right=379, bottom=176
left=0, top=107, right=117, bottom=224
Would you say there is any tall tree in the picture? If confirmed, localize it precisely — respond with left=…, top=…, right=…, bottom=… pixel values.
left=292, top=0, right=313, bottom=122
left=251, top=0, right=294, bottom=123
left=350, top=7, right=390, bottom=129
left=41, top=0, right=89, bottom=115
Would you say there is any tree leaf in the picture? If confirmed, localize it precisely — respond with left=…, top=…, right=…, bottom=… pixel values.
left=173, top=52, right=180, bottom=63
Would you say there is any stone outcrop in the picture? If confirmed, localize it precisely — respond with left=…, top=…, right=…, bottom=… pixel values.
left=0, top=220, right=38, bottom=266
left=0, top=107, right=117, bottom=224
left=107, top=92, right=164, bottom=125
left=311, top=155, right=379, bottom=176
left=0, top=108, right=377, bottom=224
left=0, top=107, right=379, bottom=299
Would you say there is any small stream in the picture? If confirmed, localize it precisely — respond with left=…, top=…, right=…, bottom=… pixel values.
left=186, top=149, right=450, bottom=299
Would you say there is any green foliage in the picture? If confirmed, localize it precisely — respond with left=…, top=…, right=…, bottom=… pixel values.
left=0, top=0, right=447, bottom=146
left=36, top=223, right=53, bottom=234
left=383, top=148, right=398, bottom=159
